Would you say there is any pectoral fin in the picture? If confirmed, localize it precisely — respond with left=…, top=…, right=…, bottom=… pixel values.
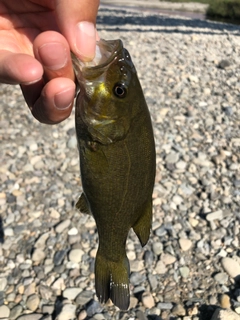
left=83, top=144, right=109, bottom=178
left=76, top=193, right=91, bottom=215
left=132, top=200, right=152, bottom=247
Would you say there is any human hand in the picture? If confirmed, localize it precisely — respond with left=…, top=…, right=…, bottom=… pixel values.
left=0, top=0, right=99, bottom=124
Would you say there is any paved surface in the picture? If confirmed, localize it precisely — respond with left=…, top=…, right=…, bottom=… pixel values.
left=100, top=0, right=209, bottom=13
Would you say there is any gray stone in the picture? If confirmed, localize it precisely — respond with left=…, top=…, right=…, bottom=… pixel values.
left=222, top=258, right=240, bottom=280
left=161, top=253, right=176, bottom=265
left=148, top=274, right=158, bottom=291
left=157, top=302, right=173, bottom=310
left=92, top=314, right=106, bottom=320
left=136, top=310, right=148, bottom=320
left=165, top=152, right=179, bottom=164
left=57, top=303, right=77, bottom=320
left=9, top=304, right=23, bottom=319
left=76, top=290, right=94, bottom=305
left=179, top=238, right=192, bottom=251
left=42, top=305, right=55, bottom=315
left=0, top=305, right=10, bottom=318
left=26, top=294, right=40, bottom=312
left=68, top=249, right=84, bottom=263
left=54, top=250, right=67, bottom=266
left=172, top=304, right=186, bottom=316
left=63, top=288, right=82, bottom=300
left=16, top=314, right=43, bottom=320
left=211, top=308, right=240, bottom=320
left=179, top=266, right=190, bottom=278
left=152, top=242, right=163, bottom=255
left=39, top=285, right=54, bottom=300
left=32, top=248, right=46, bottom=263
left=206, top=210, right=223, bottom=221
left=214, top=272, right=228, bottom=284
left=141, top=291, right=155, bottom=308
left=55, top=219, right=71, bottom=233
left=35, top=232, right=49, bottom=248
left=155, top=260, right=167, bottom=274
left=0, top=278, right=7, bottom=291
left=130, top=272, right=146, bottom=285
left=130, top=260, right=144, bottom=272
left=67, top=136, right=77, bottom=149
left=86, top=300, right=104, bottom=317
left=4, top=227, right=14, bottom=236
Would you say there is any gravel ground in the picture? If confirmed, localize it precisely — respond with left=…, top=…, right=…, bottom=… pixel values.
left=0, top=5, right=240, bottom=320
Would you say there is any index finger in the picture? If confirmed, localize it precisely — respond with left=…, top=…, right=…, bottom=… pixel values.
left=55, top=0, right=99, bottom=61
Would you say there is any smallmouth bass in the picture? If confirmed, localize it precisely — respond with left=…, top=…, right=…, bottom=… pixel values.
left=72, top=39, right=156, bottom=310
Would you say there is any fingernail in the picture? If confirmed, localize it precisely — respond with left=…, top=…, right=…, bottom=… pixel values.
left=54, top=86, right=75, bottom=110
left=38, top=42, right=68, bottom=70
left=75, top=21, right=96, bottom=61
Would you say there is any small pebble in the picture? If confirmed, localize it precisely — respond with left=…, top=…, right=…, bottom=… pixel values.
left=68, top=249, right=84, bottom=263
left=0, top=278, right=7, bottom=291
left=179, top=238, right=192, bottom=251
left=54, top=250, right=67, bottom=266
left=68, top=227, right=78, bottom=235
left=172, top=304, right=186, bottom=316
left=161, top=253, right=176, bottom=265
left=141, top=291, right=155, bottom=308
left=206, top=210, right=223, bottom=221
left=16, top=314, right=43, bottom=320
left=155, top=260, right=167, bottom=274
left=75, top=290, right=93, bottom=306
left=31, top=249, right=45, bottom=263
left=219, top=294, right=231, bottom=309
left=55, top=219, right=71, bottom=233
left=221, top=258, right=240, bottom=280
left=214, top=272, right=228, bottom=284
left=9, top=304, right=23, bottom=319
left=26, top=294, right=40, bottom=312
left=152, top=242, right=163, bottom=255
left=57, top=303, right=77, bottom=320
left=157, top=302, right=173, bottom=310
left=0, top=305, right=10, bottom=318
left=78, top=310, right=88, bottom=320
left=86, top=300, right=103, bottom=317
left=63, top=288, right=82, bottom=300
left=211, top=308, right=240, bottom=320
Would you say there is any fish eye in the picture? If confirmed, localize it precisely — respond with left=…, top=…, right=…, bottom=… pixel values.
left=113, top=83, right=127, bottom=98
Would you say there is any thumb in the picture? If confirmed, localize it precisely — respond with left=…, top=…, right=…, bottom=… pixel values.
left=55, top=0, right=99, bottom=61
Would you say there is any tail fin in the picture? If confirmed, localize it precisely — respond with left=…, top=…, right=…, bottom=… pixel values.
left=95, top=251, right=130, bottom=310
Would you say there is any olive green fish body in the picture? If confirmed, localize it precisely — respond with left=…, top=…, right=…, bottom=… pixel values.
left=73, top=40, right=156, bottom=310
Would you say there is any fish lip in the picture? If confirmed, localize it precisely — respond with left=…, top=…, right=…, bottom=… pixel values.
left=72, top=39, right=123, bottom=72
left=89, top=39, right=123, bottom=69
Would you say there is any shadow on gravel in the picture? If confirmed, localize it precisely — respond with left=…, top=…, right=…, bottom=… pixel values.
left=97, top=8, right=240, bottom=34
left=0, top=216, right=4, bottom=243
left=198, top=304, right=219, bottom=320
left=51, top=296, right=64, bottom=320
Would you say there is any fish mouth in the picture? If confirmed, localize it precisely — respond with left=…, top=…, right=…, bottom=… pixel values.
left=72, top=39, right=123, bottom=72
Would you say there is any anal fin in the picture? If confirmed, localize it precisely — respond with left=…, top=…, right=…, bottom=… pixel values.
left=132, top=200, right=152, bottom=247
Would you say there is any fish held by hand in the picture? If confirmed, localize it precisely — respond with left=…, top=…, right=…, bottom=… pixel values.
left=72, top=39, right=156, bottom=310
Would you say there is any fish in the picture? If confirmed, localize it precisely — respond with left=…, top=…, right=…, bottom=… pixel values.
left=72, top=39, right=156, bottom=310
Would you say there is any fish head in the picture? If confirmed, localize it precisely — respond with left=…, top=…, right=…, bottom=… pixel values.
left=72, top=39, right=143, bottom=144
